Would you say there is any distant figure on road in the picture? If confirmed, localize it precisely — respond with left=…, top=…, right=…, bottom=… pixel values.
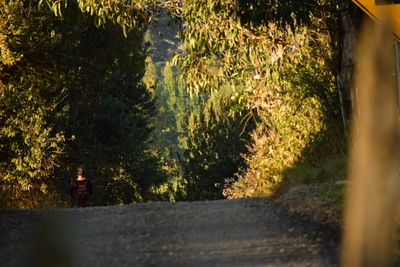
left=70, top=165, right=93, bottom=208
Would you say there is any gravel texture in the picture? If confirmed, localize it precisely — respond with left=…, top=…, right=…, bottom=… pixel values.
left=0, top=197, right=339, bottom=267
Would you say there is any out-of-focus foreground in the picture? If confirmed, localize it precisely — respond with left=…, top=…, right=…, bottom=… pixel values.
left=342, top=16, right=400, bottom=267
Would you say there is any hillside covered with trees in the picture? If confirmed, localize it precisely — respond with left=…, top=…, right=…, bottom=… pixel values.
left=0, top=0, right=364, bottom=208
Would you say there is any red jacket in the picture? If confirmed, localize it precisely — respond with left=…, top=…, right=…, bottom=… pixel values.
left=70, top=178, right=93, bottom=207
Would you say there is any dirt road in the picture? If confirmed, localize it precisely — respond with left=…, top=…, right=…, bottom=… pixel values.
left=0, top=197, right=339, bottom=266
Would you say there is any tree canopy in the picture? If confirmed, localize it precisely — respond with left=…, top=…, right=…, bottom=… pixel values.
left=0, top=0, right=164, bottom=208
left=1, top=0, right=358, bottom=207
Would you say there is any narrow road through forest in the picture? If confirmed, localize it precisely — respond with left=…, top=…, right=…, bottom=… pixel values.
left=1, top=198, right=339, bottom=266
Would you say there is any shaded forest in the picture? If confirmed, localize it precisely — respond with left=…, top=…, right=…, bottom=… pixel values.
left=0, top=0, right=364, bottom=208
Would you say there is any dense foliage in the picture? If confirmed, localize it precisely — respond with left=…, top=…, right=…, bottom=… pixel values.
left=144, top=13, right=254, bottom=200
left=1, top=0, right=359, bottom=207
left=0, top=0, right=163, bottom=208
left=167, top=0, right=349, bottom=197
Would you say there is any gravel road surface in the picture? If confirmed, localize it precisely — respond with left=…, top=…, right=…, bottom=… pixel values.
left=0, top=197, right=339, bottom=266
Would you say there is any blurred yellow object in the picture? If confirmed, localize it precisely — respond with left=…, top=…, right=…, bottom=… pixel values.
left=352, top=0, right=400, bottom=39
left=341, top=16, right=399, bottom=267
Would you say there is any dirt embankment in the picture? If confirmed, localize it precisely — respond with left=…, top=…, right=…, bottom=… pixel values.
left=274, top=183, right=345, bottom=230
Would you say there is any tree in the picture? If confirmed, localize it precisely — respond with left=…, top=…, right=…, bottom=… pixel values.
left=0, top=0, right=163, bottom=208
left=167, top=0, right=354, bottom=197
left=1, top=0, right=364, bottom=206
left=183, top=92, right=253, bottom=200
left=0, top=0, right=70, bottom=207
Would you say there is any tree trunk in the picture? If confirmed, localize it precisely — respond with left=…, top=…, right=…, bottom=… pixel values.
left=336, top=1, right=363, bottom=135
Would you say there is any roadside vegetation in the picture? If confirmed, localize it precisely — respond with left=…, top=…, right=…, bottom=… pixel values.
left=1, top=0, right=364, bottom=215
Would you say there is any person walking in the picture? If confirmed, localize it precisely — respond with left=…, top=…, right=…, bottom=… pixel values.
left=70, top=165, right=93, bottom=208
